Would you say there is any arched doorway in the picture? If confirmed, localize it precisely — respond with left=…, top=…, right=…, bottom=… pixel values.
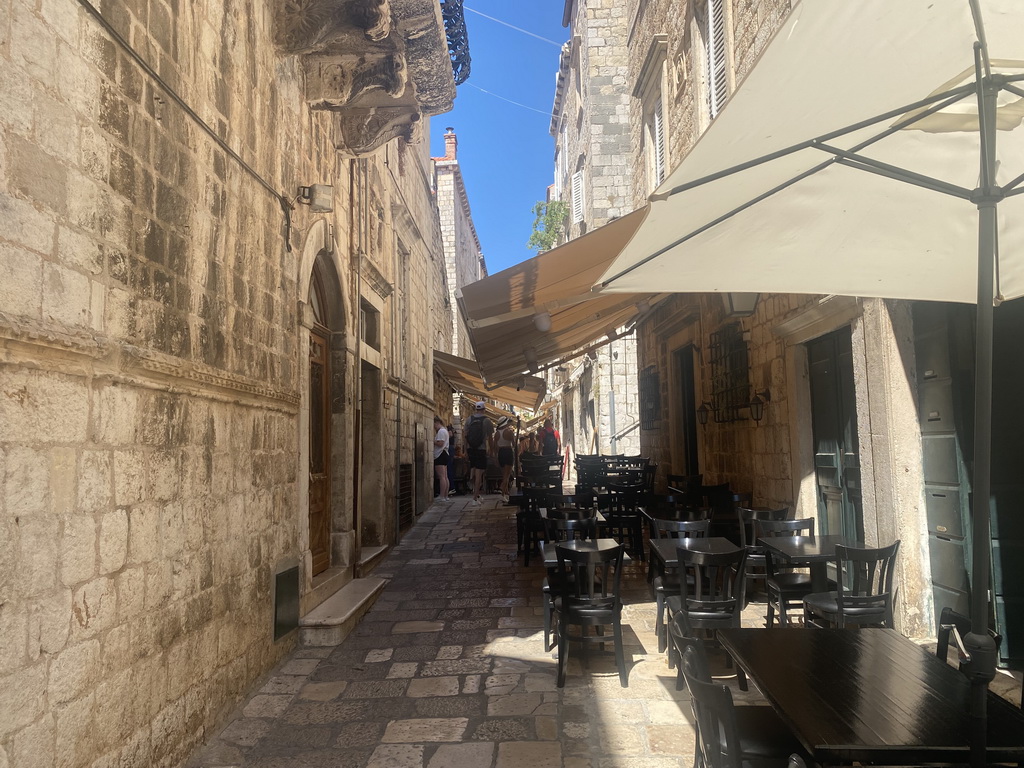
left=308, top=264, right=332, bottom=576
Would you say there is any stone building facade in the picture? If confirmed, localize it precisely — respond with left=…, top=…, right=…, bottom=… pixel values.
left=433, top=127, right=484, bottom=360
left=622, top=0, right=1013, bottom=644
left=549, top=0, right=641, bottom=463
left=0, top=0, right=455, bottom=766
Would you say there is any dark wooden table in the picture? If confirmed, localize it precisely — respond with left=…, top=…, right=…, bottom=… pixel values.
left=539, top=538, right=631, bottom=568
left=718, top=628, right=1024, bottom=766
left=648, top=536, right=741, bottom=580
left=758, top=534, right=862, bottom=592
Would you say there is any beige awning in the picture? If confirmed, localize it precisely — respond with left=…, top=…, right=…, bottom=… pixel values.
left=434, top=350, right=546, bottom=411
left=458, top=209, right=660, bottom=383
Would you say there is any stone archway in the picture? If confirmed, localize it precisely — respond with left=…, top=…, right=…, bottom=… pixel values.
left=297, top=222, right=356, bottom=593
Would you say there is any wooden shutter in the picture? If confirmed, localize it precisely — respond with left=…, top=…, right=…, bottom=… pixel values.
left=707, top=0, right=728, bottom=118
left=653, top=96, right=666, bottom=185
left=571, top=170, right=584, bottom=223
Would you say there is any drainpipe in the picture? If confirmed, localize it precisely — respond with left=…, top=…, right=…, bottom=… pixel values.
left=609, top=342, right=617, bottom=454
left=351, top=159, right=364, bottom=565
left=392, top=218, right=403, bottom=543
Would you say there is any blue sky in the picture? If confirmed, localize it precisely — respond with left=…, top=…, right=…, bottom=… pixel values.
left=430, top=1, right=570, bottom=275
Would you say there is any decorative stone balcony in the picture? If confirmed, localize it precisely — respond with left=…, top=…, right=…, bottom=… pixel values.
left=275, top=0, right=457, bottom=155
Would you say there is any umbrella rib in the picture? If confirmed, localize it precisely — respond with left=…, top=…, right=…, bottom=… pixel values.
left=651, top=84, right=975, bottom=201
left=601, top=90, right=973, bottom=288
left=814, top=144, right=973, bottom=199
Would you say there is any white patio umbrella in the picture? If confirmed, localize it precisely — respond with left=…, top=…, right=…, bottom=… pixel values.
left=597, top=1, right=1024, bottom=760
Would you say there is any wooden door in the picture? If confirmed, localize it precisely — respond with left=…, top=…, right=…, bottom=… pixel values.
left=808, top=327, right=863, bottom=540
left=675, top=345, right=700, bottom=477
left=308, top=329, right=331, bottom=576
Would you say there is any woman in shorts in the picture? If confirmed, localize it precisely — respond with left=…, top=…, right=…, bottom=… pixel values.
left=495, top=416, right=515, bottom=502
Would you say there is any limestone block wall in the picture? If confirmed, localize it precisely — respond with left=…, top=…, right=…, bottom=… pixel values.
left=0, top=0, right=334, bottom=765
left=636, top=293, right=817, bottom=509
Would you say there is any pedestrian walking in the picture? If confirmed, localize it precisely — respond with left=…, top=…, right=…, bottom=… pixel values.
left=432, top=416, right=450, bottom=502
left=538, top=417, right=560, bottom=457
left=494, top=415, right=515, bottom=502
left=464, top=401, right=493, bottom=506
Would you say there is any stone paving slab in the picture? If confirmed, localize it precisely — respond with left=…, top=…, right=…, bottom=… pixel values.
left=186, top=495, right=777, bottom=768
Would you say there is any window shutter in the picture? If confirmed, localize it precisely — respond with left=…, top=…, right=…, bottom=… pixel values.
left=653, top=96, right=666, bottom=185
left=571, top=170, right=584, bottom=223
left=707, top=0, right=728, bottom=118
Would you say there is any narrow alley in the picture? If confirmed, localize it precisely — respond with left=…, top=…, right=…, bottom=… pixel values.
left=186, top=496, right=762, bottom=768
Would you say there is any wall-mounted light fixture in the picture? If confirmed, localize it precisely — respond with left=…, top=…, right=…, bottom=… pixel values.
left=533, top=311, right=552, bottom=332
left=296, top=184, right=334, bottom=213
left=723, top=293, right=759, bottom=317
left=696, top=401, right=714, bottom=426
left=749, top=389, right=771, bottom=423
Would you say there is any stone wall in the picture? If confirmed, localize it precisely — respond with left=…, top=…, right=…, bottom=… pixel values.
left=0, top=0, right=451, bottom=765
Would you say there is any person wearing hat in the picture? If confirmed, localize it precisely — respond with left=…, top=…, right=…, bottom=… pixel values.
left=464, top=400, right=494, bottom=507
left=494, top=415, right=516, bottom=503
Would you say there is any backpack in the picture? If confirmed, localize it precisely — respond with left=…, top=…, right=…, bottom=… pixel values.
left=542, top=429, right=558, bottom=455
left=466, top=416, right=486, bottom=449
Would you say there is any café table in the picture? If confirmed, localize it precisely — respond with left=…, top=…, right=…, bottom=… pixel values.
left=757, top=534, right=862, bottom=592
left=718, top=627, right=1024, bottom=766
left=539, top=538, right=631, bottom=568
left=648, top=535, right=741, bottom=572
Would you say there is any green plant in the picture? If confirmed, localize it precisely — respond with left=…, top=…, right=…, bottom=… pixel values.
left=527, top=199, right=570, bottom=253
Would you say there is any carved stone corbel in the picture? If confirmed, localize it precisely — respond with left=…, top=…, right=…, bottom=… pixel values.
left=275, top=0, right=393, bottom=53
left=303, top=52, right=408, bottom=107
left=333, top=108, right=421, bottom=156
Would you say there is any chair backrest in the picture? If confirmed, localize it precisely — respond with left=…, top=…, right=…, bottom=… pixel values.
left=554, top=543, right=624, bottom=607
left=544, top=515, right=598, bottom=543
left=679, top=547, right=747, bottom=628
left=653, top=518, right=710, bottom=539
left=667, top=473, right=703, bottom=496
left=606, top=482, right=648, bottom=513
left=682, top=646, right=743, bottom=768
left=756, top=517, right=815, bottom=539
left=834, top=541, right=901, bottom=627
left=738, top=507, right=790, bottom=549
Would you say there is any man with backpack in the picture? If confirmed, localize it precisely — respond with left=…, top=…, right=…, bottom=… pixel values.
left=464, top=401, right=493, bottom=507
left=538, top=417, right=560, bottom=457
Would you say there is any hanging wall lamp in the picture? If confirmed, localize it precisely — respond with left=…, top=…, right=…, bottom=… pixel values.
left=749, top=389, right=771, bottom=423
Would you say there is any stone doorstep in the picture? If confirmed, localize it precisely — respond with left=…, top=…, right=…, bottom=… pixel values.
left=298, top=576, right=388, bottom=647
left=356, top=544, right=389, bottom=578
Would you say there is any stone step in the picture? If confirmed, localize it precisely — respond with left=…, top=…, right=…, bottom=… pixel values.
left=298, top=576, right=388, bottom=647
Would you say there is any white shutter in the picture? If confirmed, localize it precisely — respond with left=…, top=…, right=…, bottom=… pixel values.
left=571, top=170, right=584, bottom=223
left=707, top=0, right=728, bottom=118
left=653, top=96, right=666, bottom=185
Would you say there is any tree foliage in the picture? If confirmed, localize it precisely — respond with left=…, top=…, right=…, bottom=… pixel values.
left=527, top=199, right=570, bottom=253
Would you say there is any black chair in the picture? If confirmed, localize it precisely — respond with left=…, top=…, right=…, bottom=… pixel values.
left=803, top=541, right=900, bottom=628
left=738, top=507, right=790, bottom=602
left=541, top=517, right=599, bottom=651
left=668, top=472, right=703, bottom=493
left=650, top=518, right=711, bottom=653
left=598, top=482, right=648, bottom=561
left=757, top=518, right=816, bottom=627
left=553, top=541, right=628, bottom=687
left=681, top=647, right=809, bottom=768
left=516, top=488, right=549, bottom=566
left=667, top=546, right=748, bottom=688
left=667, top=611, right=711, bottom=690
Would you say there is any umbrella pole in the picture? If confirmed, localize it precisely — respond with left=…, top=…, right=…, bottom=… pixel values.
left=963, top=57, right=999, bottom=768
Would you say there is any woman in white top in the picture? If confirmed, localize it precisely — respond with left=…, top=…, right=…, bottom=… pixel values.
left=433, top=415, right=450, bottom=502
left=495, top=415, right=515, bottom=502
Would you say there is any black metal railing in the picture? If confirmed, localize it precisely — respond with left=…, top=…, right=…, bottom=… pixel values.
left=441, top=0, right=471, bottom=84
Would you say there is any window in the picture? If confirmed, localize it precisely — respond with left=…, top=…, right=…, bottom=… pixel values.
left=708, top=322, right=749, bottom=422
left=645, top=95, right=667, bottom=189
left=706, top=0, right=729, bottom=119
left=636, top=35, right=668, bottom=194
left=360, top=298, right=380, bottom=351
left=639, top=366, right=660, bottom=430
left=571, top=170, right=585, bottom=223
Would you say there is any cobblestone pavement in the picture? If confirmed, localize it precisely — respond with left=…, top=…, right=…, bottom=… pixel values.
left=185, top=496, right=782, bottom=768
